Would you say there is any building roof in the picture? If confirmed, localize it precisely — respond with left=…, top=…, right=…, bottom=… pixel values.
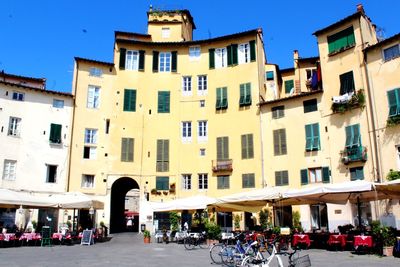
left=280, top=67, right=295, bottom=73
left=74, top=57, right=114, bottom=67
left=0, top=80, right=73, bottom=97
left=147, top=9, right=196, bottom=29
left=258, top=89, right=323, bottom=106
left=115, top=28, right=261, bottom=46
left=1, top=71, right=46, bottom=83
left=298, top=56, right=319, bottom=64
left=313, top=11, right=363, bottom=36
left=364, top=32, right=400, bottom=52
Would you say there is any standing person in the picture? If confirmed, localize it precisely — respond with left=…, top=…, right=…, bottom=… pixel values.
left=126, top=217, right=133, bottom=231
left=183, top=221, right=189, bottom=231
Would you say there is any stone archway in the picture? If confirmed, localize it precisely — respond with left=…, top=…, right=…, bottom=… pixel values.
left=110, top=177, right=139, bottom=233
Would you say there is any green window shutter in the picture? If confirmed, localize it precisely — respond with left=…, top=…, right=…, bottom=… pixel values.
left=156, top=176, right=169, bottom=190
left=273, top=130, right=280, bottom=155
left=241, top=134, right=247, bottom=159
left=49, top=123, right=62, bottom=143
left=209, top=48, right=215, bottom=69
left=158, top=91, right=170, bottom=113
left=275, top=171, right=281, bottom=186
left=282, top=171, right=289, bottom=185
left=301, top=169, right=308, bottom=185
left=156, top=140, right=163, bottom=171
left=119, top=48, right=126, bottom=70
left=123, top=89, right=136, bottom=112
left=216, top=88, right=222, bottom=109
left=121, top=138, right=127, bottom=161
left=285, top=80, right=294, bottom=94
left=352, top=124, right=360, bottom=147
left=305, top=125, right=312, bottom=151
left=222, top=87, right=228, bottom=108
left=281, top=129, right=287, bottom=154
left=164, top=91, right=170, bottom=113
left=239, top=84, right=245, bottom=105
left=232, top=44, right=238, bottom=65
left=223, top=136, right=229, bottom=159
left=128, top=138, right=134, bottom=162
left=312, top=123, right=320, bottom=150
left=248, top=134, right=254, bottom=158
left=216, top=136, right=229, bottom=160
left=138, top=50, right=145, bottom=71
left=152, top=51, right=159, bottom=72
left=164, top=140, right=169, bottom=171
left=249, top=40, right=256, bottom=61
left=245, top=83, right=251, bottom=105
left=266, top=71, right=274, bottom=80
left=157, top=92, right=163, bottom=113
left=387, top=89, right=399, bottom=117
left=345, top=126, right=353, bottom=148
left=227, top=45, right=232, bottom=66
left=322, top=167, right=330, bottom=183
left=121, top=138, right=134, bottom=162
left=303, top=99, right=318, bottom=113
left=328, top=26, right=355, bottom=54
left=217, top=137, right=223, bottom=160
left=171, top=51, right=177, bottom=72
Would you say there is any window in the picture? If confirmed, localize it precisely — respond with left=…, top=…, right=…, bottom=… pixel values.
left=3, top=160, right=16, bottom=181
left=123, top=89, right=137, bottom=112
left=387, top=88, right=400, bottom=117
left=46, top=164, right=57, bottom=183
left=242, top=173, right=255, bottom=188
left=275, top=171, right=289, bottom=186
left=339, top=71, right=355, bottom=95
left=8, top=117, right=21, bottom=137
left=156, top=176, right=169, bottom=190
left=284, top=80, right=294, bottom=94
left=105, top=119, right=110, bottom=134
left=121, top=138, right=134, bottom=162
left=126, top=50, right=139, bottom=70
left=266, top=71, right=274, bottom=81
left=189, top=46, right=201, bottom=60
left=303, top=99, right=318, bottom=113
left=350, top=166, right=364, bottom=181
left=84, top=129, right=97, bottom=144
left=273, top=129, right=287, bottom=155
left=182, top=76, right=192, bottom=96
left=83, top=146, right=96, bottom=159
left=217, top=175, right=230, bottom=189
left=200, top=148, right=206, bottom=156
left=89, top=67, right=103, bottom=77
left=198, top=173, right=208, bottom=190
left=239, top=83, right=251, bottom=106
left=161, top=27, right=170, bottom=38
left=306, top=69, right=317, bottom=80
left=383, top=44, right=400, bottom=61
left=200, top=100, right=205, bottom=107
left=49, top=123, right=62, bottom=144
left=53, top=99, right=64, bottom=108
left=198, top=121, right=207, bottom=142
left=158, top=91, right=170, bottom=113
left=272, top=106, right=284, bottom=119
left=305, top=123, right=320, bottom=151
left=327, top=26, right=355, bottom=54
left=182, top=174, right=191, bottom=190
left=12, top=91, right=24, bottom=101
left=215, top=48, right=227, bottom=68
left=217, top=136, right=229, bottom=160
left=345, top=124, right=361, bottom=148
left=301, top=167, right=330, bottom=185
left=216, top=87, right=228, bottom=110
left=182, top=121, right=192, bottom=142
left=241, top=134, right=254, bottom=159
left=81, top=174, right=95, bottom=188
left=87, top=85, right=100, bottom=108
left=238, top=43, right=250, bottom=64
left=156, top=139, right=169, bottom=172
left=159, top=52, right=171, bottom=72
left=198, top=75, right=207, bottom=95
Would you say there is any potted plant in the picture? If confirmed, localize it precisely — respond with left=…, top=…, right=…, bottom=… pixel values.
left=205, top=221, right=221, bottom=245
left=32, top=220, right=37, bottom=233
left=381, top=226, right=396, bottom=256
left=143, top=230, right=151, bottom=243
left=151, top=188, right=157, bottom=195
left=233, top=214, right=241, bottom=231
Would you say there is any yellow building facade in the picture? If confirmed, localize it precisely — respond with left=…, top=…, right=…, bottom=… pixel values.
left=69, top=9, right=266, bottom=232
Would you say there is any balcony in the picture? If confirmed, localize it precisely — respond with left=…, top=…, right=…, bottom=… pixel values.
left=340, top=146, right=367, bottom=164
left=331, top=89, right=365, bottom=114
left=212, top=159, right=233, bottom=172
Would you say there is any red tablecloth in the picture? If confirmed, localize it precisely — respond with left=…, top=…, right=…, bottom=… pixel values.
left=20, top=233, right=41, bottom=241
left=2, top=233, right=16, bottom=242
left=354, top=235, right=373, bottom=248
left=327, top=234, right=347, bottom=248
left=292, top=234, right=311, bottom=247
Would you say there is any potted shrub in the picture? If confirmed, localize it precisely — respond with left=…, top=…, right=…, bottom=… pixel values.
left=143, top=230, right=151, bottom=243
left=205, top=221, right=221, bottom=245
left=233, top=214, right=241, bottom=231
left=381, top=226, right=396, bottom=256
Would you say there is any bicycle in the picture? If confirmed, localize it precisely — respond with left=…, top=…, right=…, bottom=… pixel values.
left=183, top=232, right=209, bottom=250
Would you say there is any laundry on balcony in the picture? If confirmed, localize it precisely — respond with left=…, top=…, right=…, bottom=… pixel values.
left=332, top=91, right=354, bottom=104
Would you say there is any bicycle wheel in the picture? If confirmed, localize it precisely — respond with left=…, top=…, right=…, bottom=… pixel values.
left=240, top=256, right=263, bottom=267
left=199, top=237, right=209, bottom=249
left=184, top=237, right=195, bottom=250
left=209, top=243, right=224, bottom=264
left=221, top=245, right=240, bottom=267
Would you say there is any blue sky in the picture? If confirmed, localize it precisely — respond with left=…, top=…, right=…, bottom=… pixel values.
left=1, top=1, right=399, bottom=93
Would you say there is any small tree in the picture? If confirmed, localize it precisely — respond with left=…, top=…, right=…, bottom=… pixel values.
left=292, top=211, right=303, bottom=232
left=234, top=214, right=241, bottom=229
left=169, top=211, right=181, bottom=231
left=259, top=208, right=270, bottom=230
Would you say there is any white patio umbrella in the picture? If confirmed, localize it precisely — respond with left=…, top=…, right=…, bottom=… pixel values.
left=151, top=195, right=217, bottom=212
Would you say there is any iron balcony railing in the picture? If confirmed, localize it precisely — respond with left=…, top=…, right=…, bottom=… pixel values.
left=212, top=159, right=233, bottom=172
left=341, top=146, right=367, bottom=164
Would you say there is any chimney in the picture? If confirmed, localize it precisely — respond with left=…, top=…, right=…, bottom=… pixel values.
left=356, top=3, right=364, bottom=14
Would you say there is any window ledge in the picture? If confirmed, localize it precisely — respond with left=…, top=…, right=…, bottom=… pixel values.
left=383, top=55, right=400, bottom=63
left=328, top=44, right=356, bottom=57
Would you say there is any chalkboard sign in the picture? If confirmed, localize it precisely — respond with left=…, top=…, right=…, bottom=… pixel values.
left=81, top=230, right=93, bottom=245
left=42, top=226, right=51, bottom=239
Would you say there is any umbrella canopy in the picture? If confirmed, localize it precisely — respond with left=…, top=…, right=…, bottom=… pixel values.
left=210, top=187, right=283, bottom=212
left=51, top=192, right=104, bottom=209
left=0, top=188, right=58, bottom=208
left=150, top=195, right=217, bottom=212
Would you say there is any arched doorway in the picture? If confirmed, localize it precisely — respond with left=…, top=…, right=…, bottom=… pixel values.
left=110, top=177, right=139, bottom=233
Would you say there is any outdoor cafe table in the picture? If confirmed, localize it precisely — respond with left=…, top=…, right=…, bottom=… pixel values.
left=327, top=234, right=347, bottom=249
left=292, top=234, right=311, bottom=248
left=354, top=235, right=373, bottom=249
left=20, top=233, right=41, bottom=241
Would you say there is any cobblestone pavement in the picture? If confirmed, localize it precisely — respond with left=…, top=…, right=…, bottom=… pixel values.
left=0, top=233, right=399, bottom=266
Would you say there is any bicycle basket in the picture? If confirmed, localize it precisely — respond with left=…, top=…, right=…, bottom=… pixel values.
left=293, top=254, right=311, bottom=267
